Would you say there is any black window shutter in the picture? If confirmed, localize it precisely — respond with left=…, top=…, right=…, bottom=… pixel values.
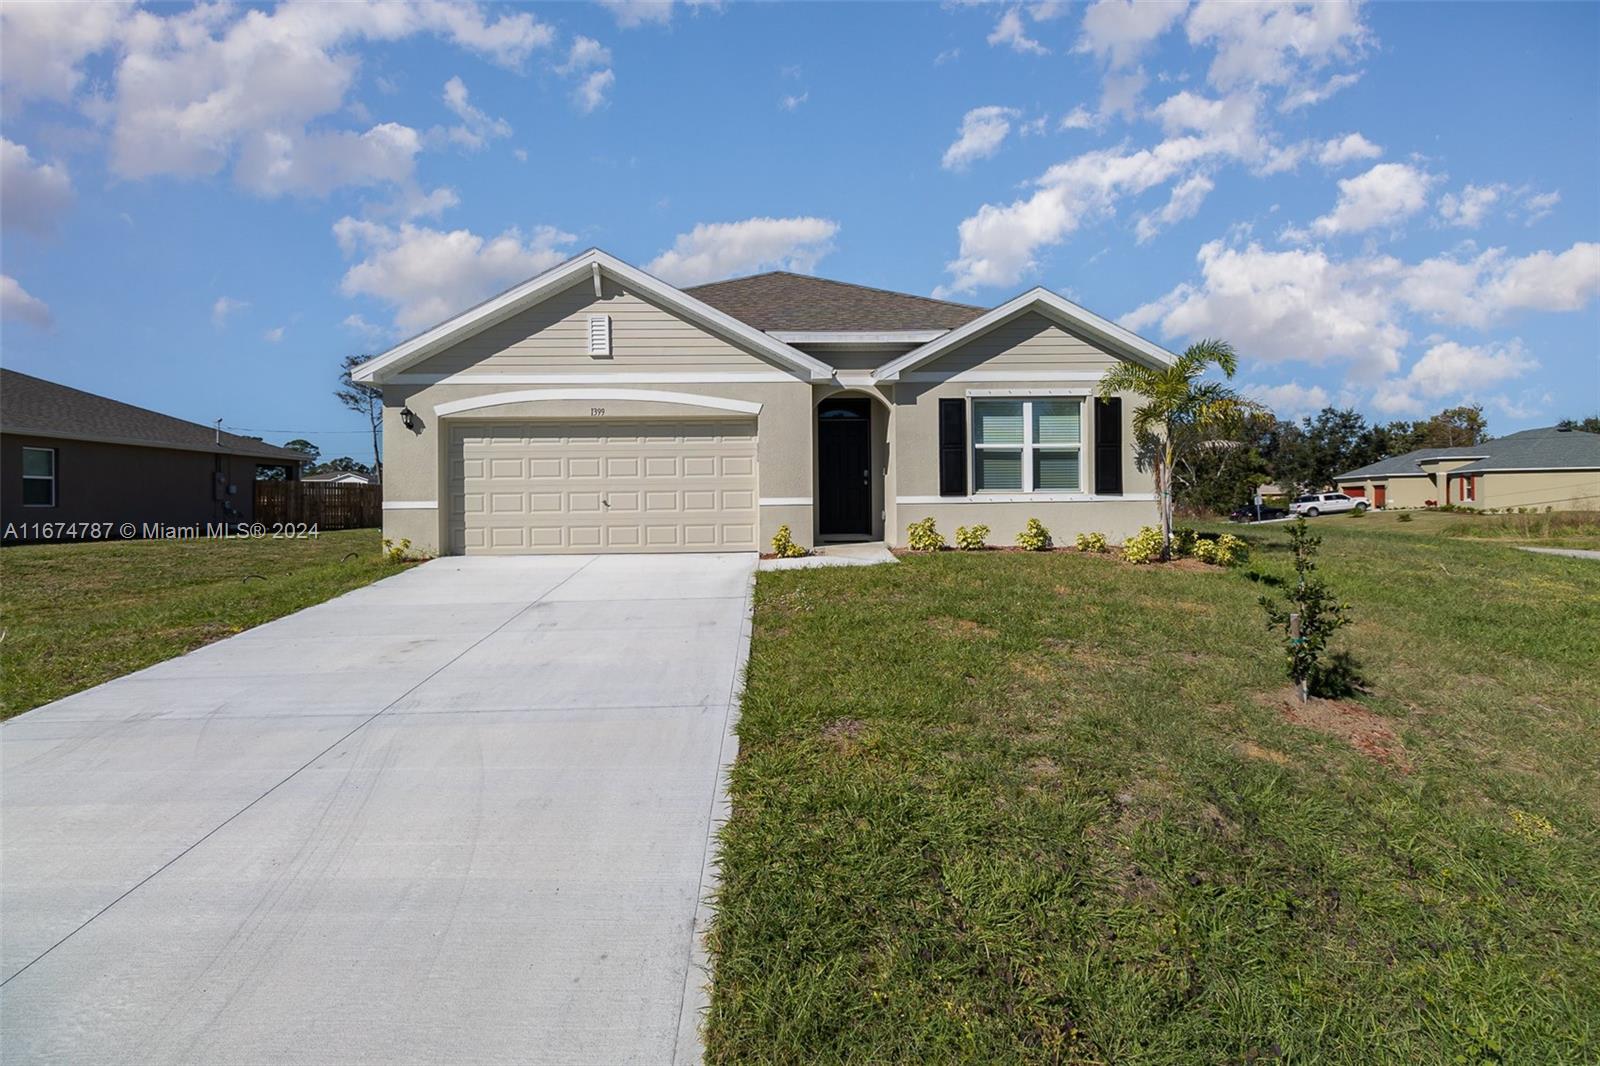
left=938, top=398, right=967, bottom=496
left=1094, top=397, right=1122, bottom=496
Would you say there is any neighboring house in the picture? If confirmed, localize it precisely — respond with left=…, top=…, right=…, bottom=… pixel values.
left=353, top=248, right=1175, bottom=556
left=304, top=470, right=377, bottom=485
left=1334, top=427, right=1600, bottom=510
left=1, top=369, right=303, bottom=538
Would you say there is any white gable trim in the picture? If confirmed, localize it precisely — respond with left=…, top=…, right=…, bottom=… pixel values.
left=350, top=249, right=834, bottom=384
left=873, top=287, right=1176, bottom=383
left=431, top=388, right=763, bottom=418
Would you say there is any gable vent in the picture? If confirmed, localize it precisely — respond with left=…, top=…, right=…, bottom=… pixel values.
left=587, top=314, right=612, bottom=357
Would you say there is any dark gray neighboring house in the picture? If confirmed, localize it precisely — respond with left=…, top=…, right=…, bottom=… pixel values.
left=1, top=369, right=303, bottom=540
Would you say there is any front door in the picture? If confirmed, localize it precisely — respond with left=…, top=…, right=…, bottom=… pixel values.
left=818, top=398, right=872, bottom=537
left=1374, top=484, right=1386, bottom=508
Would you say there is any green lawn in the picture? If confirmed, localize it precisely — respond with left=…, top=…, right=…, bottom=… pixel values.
left=708, top=519, right=1600, bottom=1064
left=1, top=529, right=407, bottom=718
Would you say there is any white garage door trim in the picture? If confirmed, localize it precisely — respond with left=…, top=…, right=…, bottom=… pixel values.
left=433, top=389, right=763, bottom=418
left=449, top=419, right=760, bottom=555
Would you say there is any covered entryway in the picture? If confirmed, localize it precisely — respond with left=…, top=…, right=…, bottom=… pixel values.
left=448, top=419, right=758, bottom=554
left=817, top=397, right=873, bottom=538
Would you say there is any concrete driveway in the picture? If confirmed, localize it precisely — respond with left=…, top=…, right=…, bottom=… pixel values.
left=1, top=553, right=755, bottom=1065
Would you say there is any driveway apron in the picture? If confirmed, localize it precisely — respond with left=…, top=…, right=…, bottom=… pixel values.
left=0, top=552, right=755, bottom=1065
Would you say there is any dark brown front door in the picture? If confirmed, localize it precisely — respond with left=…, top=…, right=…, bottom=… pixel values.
left=818, top=398, right=871, bottom=536
left=1374, top=484, right=1386, bottom=508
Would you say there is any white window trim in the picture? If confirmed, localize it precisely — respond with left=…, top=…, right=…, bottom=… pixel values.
left=969, top=395, right=1084, bottom=496
left=21, top=446, right=56, bottom=507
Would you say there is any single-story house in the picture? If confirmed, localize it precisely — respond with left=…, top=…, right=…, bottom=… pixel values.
left=304, top=470, right=377, bottom=485
left=1333, top=427, right=1600, bottom=511
left=1, top=369, right=304, bottom=539
left=353, top=248, right=1175, bottom=556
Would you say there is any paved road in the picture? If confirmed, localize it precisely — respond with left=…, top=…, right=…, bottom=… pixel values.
left=1517, top=545, right=1600, bottom=560
left=1, top=553, right=756, bottom=1065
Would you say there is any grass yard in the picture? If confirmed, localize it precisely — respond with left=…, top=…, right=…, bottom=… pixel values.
left=1344, top=508, right=1600, bottom=551
left=708, top=520, right=1600, bottom=1064
left=1, top=529, right=406, bottom=718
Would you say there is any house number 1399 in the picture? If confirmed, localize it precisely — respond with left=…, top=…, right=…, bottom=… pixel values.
left=590, top=407, right=605, bottom=416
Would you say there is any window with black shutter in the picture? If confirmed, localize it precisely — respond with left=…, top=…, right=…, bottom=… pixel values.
left=938, top=398, right=967, bottom=496
left=1094, top=397, right=1122, bottom=496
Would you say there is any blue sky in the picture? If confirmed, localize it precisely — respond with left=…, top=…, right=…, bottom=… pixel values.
left=3, top=0, right=1596, bottom=465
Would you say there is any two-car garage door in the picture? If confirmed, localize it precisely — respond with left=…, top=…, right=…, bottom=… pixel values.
left=448, top=420, right=758, bottom=554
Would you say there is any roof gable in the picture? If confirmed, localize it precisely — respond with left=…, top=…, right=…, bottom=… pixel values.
left=0, top=369, right=303, bottom=462
left=351, top=250, right=834, bottom=384
left=684, top=272, right=985, bottom=332
left=874, top=287, right=1177, bottom=382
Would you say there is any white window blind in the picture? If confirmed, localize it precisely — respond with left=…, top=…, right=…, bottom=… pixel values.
left=970, top=398, right=1082, bottom=493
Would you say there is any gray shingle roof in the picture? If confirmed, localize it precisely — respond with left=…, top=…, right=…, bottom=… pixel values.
left=685, top=271, right=986, bottom=332
left=1335, top=427, right=1600, bottom=481
left=0, top=369, right=304, bottom=462
left=1450, top=427, right=1600, bottom=473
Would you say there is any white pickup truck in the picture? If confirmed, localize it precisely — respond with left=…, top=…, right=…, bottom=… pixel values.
left=1289, top=491, right=1369, bottom=517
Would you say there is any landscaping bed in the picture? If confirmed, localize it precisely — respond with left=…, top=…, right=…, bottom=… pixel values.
left=707, top=519, right=1600, bottom=1063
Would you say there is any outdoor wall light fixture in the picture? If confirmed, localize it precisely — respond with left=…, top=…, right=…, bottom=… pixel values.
left=401, top=407, right=416, bottom=431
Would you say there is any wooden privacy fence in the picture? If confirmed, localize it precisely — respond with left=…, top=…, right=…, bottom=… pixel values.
left=254, top=482, right=382, bottom=529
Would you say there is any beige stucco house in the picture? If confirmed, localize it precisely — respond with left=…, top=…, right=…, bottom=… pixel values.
left=1333, top=427, right=1600, bottom=511
left=353, top=249, right=1175, bottom=556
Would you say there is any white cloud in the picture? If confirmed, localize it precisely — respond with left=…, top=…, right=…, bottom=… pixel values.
left=1521, top=190, right=1559, bottom=225
left=780, top=91, right=809, bottom=112
left=45, top=2, right=553, bottom=196
left=1, top=137, right=74, bottom=235
left=558, top=35, right=612, bottom=74
left=935, top=47, right=961, bottom=65
left=1278, top=70, right=1361, bottom=112
left=1076, top=0, right=1186, bottom=69
left=1397, top=339, right=1537, bottom=399
left=939, top=90, right=1269, bottom=293
left=1244, top=381, right=1330, bottom=417
left=212, top=296, right=249, bottom=329
left=988, top=8, right=1048, bottom=55
left=1, top=275, right=53, bottom=329
left=597, top=1, right=674, bottom=28
left=1185, top=0, right=1369, bottom=92
left=573, top=68, right=616, bottom=113
left=341, top=312, right=388, bottom=341
left=1135, top=172, right=1213, bottom=243
left=1309, top=162, right=1435, bottom=236
left=264, top=326, right=286, bottom=343
left=0, top=1, right=129, bottom=104
left=1436, top=183, right=1502, bottom=229
left=334, top=217, right=576, bottom=332
left=942, top=106, right=1020, bottom=171
left=440, top=76, right=511, bottom=149
left=1124, top=239, right=1408, bottom=379
left=1316, top=132, right=1381, bottom=167
left=1059, top=106, right=1096, bottom=130
left=646, top=216, right=839, bottom=287
left=233, top=123, right=423, bottom=197
left=1399, top=243, right=1600, bottom=328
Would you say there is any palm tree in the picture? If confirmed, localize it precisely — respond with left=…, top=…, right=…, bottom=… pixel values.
left=1099, top=339, right=1257, bottom=559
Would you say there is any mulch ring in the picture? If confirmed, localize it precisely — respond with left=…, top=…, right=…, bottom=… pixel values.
left=1261, top=687, right=1413, bottom=772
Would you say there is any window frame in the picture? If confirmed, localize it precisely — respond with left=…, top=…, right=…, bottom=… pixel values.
left=968, top=394, right=1084, bottom=495
left=21, top=446, right=57, bottom=508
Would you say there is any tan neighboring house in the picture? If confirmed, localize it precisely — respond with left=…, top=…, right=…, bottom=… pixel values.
left=1, top=369, right=304, bottom=539
left=1333, top=427, right=1600, bottom=511
left=353, top=248, right=1175, bottom=556
left=303, top=470, right=377, bottom=485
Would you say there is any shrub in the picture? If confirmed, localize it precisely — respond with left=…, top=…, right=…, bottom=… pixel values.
left=1348, top=506, right=1366, bottom=517
left=1259, top=517, right=1357, bottom=700
left=1015, top=518, right=1052, bottom=551
left=907, top=517, right=946, bottom=552
left=1172, top=526, right=1199, bottom=557
left=1122, top=525, right=1164, bottom=564
left=382, top=537, right=413, bottom=563
left=1397, top=513, right=1414, bottom=523
left=954, top=524, right=990, bottom=551
left=1075, top=531, right=1109, bottom=553
left=1191, top=538, right=1221, bottom=564
left=770, top=524, right=808, bottom=558
left=1215, top=532, right=1249, bottom=566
